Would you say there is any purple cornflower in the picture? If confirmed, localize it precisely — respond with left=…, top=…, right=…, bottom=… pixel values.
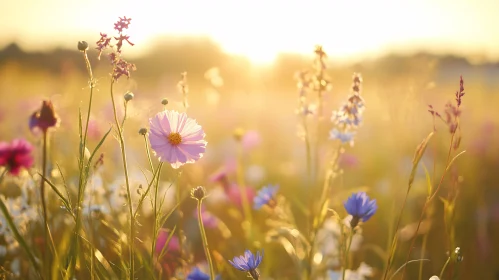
left=329, top=128, right=355, bottom=144
left=253, top=185, right=279, bottom=210
left=229, top=250, right=263, bottom=279
left=0, top=139, right=34, bottom=175
left=344, top=192, right=377, bottom=228
left=187, top=267, right=210, bottom=280
left=149, top=110, right=207, bottom=169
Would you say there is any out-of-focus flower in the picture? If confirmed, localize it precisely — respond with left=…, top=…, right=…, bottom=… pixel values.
left=187, top=267, right=210, bottom=280
left=429, top=276, right=440, bottom=280
left=193, top=205, right=219, bottom=229
left=149, top=110, right=207, bottom=169
left=29, top=100, right=59, bottom=134
left=245, top=164, right=266, bottom=185
left=329, top=128, right=355, bottom=145
left=229, top=249, right=263, bottom=279
left=242, top=130, right=262, bottom=151
left=344, top=192, right=377, bottom=228
left=0, top=139, right=34, bottom=175
left=155, top=229, right=180, bottom=254
left=227, top=184, right=256, bottom=208
left=253, top=185, right=279, bottom=210
left=327, top=262, right=373, bottom=280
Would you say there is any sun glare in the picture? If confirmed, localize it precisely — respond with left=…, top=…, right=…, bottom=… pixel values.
left=1, top=0, right=499, bottom=63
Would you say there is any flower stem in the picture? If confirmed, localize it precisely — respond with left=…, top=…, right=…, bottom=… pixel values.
left=110, top=79, right=135, bottom=279
left=342, top=231, right=354, bottom=280
left=439, top=257, right=451, bottom=279
left=197, top=199, right=216, bottom=280
left=40, top=131, right=50, bottom=278
left=150, top=163, right=164, bottom=272
left=401, top=132, right=456, bottom=280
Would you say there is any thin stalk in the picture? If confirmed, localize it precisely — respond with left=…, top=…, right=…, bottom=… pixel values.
left=197, top=199, right=216, bottom=280
left=418, top=234, right=429, bottom=280
left=40, top=131, right=50, bottom=278
left=110, top=79, right=135, bottom=279
left=439, top=257, right=451, bottom=279
left=150, top=163, right=164, bottom=271
left=342, top=231, right=354, bottom=280
left=401, top=132, right=456, bottom=279
left=68, top=48, right=95, bottom=277
left=302, top=116, right=312, bottom=178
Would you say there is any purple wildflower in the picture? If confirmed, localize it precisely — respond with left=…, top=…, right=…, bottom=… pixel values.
left=229, top=250, right=263, bottom=279
left=344, top=192, right=377, bottom=228
left=149, top=110, right=207, bottom=169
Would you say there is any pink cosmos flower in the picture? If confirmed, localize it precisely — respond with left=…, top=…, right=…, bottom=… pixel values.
left=149, top=110, right=207, bottom=169
left=0, top=139, right=34, bottom=175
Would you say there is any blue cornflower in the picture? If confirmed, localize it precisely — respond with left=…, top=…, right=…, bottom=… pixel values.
left=344, top=192, right=377, bottom=228
left=329, top=128, right=355, bottom=144
left=187, top=267, right=210, bottom=280
left=229, top=250, right=263, bottom=279
left=253, top=185, right=279, bottom=210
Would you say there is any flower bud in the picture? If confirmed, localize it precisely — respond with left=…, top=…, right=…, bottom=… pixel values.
left=124, top=92, right=134, bottom=102
left=138, top=128, right=148, bottom=135
left=161, top=98, right=169, bottom=105
left=191, top=186, right=207, bottom=201
left=29, top=100, right=59, bottom=133
left=78, top=41, right=89, bottom=51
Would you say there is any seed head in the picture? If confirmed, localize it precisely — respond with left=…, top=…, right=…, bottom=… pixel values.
left=77, top=41, right=89, bottom=51
left=191, top=186, right=207, bottom=201
left=124, top=92, right=134, bottom=102
left=138, top=128, right=148, bottom=135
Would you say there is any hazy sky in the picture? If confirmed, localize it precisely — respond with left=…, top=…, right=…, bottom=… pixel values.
left=1, top=0, right=498, bottom=63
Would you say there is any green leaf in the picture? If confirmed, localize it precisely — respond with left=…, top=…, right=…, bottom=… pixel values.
left=422, top=163, right=433, bottom=197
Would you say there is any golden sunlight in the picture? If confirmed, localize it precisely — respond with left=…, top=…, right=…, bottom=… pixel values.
left=1, top=0, right=498, bottom=63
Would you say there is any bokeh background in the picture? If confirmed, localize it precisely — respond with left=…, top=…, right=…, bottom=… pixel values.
left=0, top=0, right=498, bottom=279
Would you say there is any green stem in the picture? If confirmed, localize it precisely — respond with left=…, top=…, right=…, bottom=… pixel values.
left=110, top=79, right=135, bottom=279
left=197, top=199, right=216, bottom=280
left=150, top=163, right=164, bottom=273
left=68, top=49, right=95, bottom=278
left=342, top=231, right=354, bottom=280
left=40, top=131, right=50, bottom=278
left=401, top=132, right=456, bottom=280
left=439, top=257, right=451, bottom=279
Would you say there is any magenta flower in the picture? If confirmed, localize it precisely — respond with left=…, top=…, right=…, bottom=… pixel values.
left=0, top=139, right=34, bottom=175
left=156, top=229, right=180, bottom=254
left=149, top=110, right=207, bottom=169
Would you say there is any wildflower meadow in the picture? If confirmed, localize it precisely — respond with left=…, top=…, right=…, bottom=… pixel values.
left=0, top=16, right=497, bottom=280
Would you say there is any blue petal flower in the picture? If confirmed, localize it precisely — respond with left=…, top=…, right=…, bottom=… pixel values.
left=329, top=128, right=355, bottom=144
left=229, top=250, right=263, bottom=278
left=253, top=185, right=279, bottom=210
left=187, top=267, right=210, bottom=280
left=344, top=192, right=377, bottom=223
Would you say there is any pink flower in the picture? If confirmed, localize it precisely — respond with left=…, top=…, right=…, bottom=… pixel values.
left=227, top=184, right=256, bottom=208
left=156, top=229, right=180, bottom=254
left=0, top=139, right=34, bottom=175
left=242, top=130, right=261, bottom=151
left=149, top=111, right=207, bottom=169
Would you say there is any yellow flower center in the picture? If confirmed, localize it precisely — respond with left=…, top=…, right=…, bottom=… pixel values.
left=167, top=132, right=182, bottom=145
